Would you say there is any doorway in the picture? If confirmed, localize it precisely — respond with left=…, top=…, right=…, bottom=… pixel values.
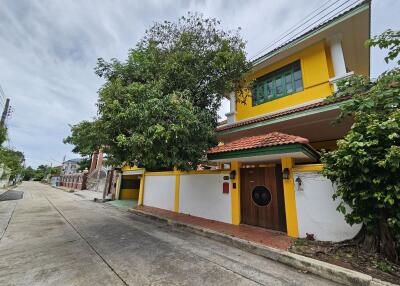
left=240, top=166, right=286, bottom=232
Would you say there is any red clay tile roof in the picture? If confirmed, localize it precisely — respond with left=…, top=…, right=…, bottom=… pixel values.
left=217, top=96, right=350, bottom=132
left=208, top=132, right=309, bottom=154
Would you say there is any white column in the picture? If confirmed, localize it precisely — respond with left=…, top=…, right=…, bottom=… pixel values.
left=229, top=92, right=235, bottom=113
left=328, top=35, right=353, bottom=91
left=225, top=91, right=236, bottom=124
left=329, top=35, right=346, bottom=77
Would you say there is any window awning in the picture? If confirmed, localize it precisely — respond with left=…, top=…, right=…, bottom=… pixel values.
left=207, top=132, right=319, bottom=163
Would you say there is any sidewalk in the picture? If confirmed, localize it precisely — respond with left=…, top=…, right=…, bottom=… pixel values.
left=135, top=205, right=291, bottom=250
left=52, top=185, right=103, bottom=201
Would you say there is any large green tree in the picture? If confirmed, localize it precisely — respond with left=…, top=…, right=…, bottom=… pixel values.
left=0, top=148, right=24, bottom=181
left=0, top=127, right=25, bottom=181
left=63, top=120, right=104, bottom=157
left=0, top=126, right=6, bottom=146
left=67, top=13, right=250, bottom=170
left=321, top=30, right=400, bottom=262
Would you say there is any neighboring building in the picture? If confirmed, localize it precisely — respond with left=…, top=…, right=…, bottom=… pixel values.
left=115, top=2, right=370, bottom=242
left=59, top=158, right=87, bottom=190
left=61, top=158, right=83, bottom=175
left=50, top=175, right=61, bottom=187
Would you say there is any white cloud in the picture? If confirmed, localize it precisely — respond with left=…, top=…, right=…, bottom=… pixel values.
left=0, top=0, right=397, bottom=167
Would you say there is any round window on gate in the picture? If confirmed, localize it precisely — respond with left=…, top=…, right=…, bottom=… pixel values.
left=252, top=186, right=272, bottom=207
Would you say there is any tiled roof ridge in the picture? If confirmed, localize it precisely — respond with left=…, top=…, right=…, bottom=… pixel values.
left=208, top=131, right=310, bottom=154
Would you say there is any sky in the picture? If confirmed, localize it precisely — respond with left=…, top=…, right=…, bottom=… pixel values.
left=0, top=0, right=398, bottom=168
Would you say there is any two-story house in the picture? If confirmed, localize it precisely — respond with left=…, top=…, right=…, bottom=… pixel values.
left=207, top=1, right=370, bottom=237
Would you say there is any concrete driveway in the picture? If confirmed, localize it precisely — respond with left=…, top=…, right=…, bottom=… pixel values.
left=0, top=182, right=339, bottom=286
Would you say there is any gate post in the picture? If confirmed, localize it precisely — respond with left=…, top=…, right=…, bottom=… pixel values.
left=281, top=157, right=299, bottom=237
left=231, top=161, right=241, bottom=225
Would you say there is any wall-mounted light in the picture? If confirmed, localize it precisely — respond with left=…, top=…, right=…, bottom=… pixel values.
left=295, top=177, right=303, bottom=192
left=230, top=170, right=236, bottom=180
left=282, top=168, right=290, bottom=179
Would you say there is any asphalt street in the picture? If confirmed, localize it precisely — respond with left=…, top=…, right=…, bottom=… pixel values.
left=0, top=182, right=340, bottom=286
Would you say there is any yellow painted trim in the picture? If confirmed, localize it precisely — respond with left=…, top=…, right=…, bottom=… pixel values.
left=121, top=165, right=141, bottom=171
left=183, top=170, right=231, bottom=175
left=144, top=171, right=180, bottom=176
left=115, top=173, right=122, bottom=200
left=293, top=164, right=323, bottom=172
left=138, top=174, right=145, bottom=206
left=281, top=157, right=299, bottom=238
left=230, top=161, right=241, bottom=225
left=174, top=174, right=180, bottom=212
left=144, top=170, right=230, bottom=176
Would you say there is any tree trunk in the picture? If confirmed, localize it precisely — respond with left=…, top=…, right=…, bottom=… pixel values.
left=379, top=211, right=398, bottom=263
left=354, top=225, right=378, bottom=253
left=355, top=216, right=399, bottom=263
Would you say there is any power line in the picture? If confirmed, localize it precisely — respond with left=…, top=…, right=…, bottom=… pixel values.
left=249, top=0, right=362, bottom=61
left=250, top=0, right=338, bottom=60
left=280, top=0, right=361, bottom=48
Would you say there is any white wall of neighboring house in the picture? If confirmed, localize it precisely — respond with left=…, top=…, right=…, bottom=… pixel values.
left=294, top=171, right=362, bottom=242
left=0, top=164, right=11, bottom=188
left=179, top=174, right=232, bottom=224
left=143, top=175, right=175, bottom=211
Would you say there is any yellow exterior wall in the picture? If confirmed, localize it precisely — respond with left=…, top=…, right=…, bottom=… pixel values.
left=293, top=163, right=323, bottom=172
left=237, top=41, right=333, bottom=121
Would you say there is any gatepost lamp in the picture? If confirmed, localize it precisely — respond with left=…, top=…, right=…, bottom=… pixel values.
left=282, top=168, right=290, bottom=179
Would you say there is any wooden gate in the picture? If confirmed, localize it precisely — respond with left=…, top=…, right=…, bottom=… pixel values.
left=240, top=166, right=286, bottom=232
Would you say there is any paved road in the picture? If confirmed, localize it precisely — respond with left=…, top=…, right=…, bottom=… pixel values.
left=0, top=182, right=339, bottom=286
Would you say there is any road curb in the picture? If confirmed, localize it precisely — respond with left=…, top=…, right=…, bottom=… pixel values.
left=128, top=208, right=397, bottom=286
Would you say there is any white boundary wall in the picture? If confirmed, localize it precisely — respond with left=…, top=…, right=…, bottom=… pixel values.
left=180, top=174, right=232, bottom=224
left=294, top=171, right=362, bottom=242
left=143, top=175, right=175, bottom=211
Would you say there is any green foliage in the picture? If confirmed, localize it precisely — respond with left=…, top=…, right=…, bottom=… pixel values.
left=25, top=165, right=60, bottom=181
left=63, top=120, right=105, bottom=157
left=0, top=126, right=25, bottom=182
left=98, top=84, right=217, bottom=170
left=22, top=166, right=35, bottom=181
left=0, top=126, right=6, bottom=146
left=322, top=30, right=400, bottom=261
left=66, top=13, right=250, bottom=170
left=321, top=68, right=400, bottom=260
left=77, top=157, right=91, bottom=171
left=376, top=260, right=393, bottom=273
left=0, top=147, right=24, bottom=180
left=366, top=29, right=400, bottom=65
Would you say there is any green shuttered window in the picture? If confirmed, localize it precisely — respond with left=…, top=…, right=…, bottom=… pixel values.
left=252, top=60, right=303, bottom=106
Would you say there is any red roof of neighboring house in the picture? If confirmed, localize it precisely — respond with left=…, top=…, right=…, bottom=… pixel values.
left=208, top=132, right=309, bottom=154
left=217, top=96, right=349, bottom=132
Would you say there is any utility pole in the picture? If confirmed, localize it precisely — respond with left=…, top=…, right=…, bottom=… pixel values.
left=0, top=98, right=10, bottom=127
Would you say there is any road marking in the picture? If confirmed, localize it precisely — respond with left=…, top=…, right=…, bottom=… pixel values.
left=0, top=201, right=17, bottom=241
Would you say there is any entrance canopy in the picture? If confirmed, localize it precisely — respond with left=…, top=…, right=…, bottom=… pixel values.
left=207, top=132, right=319, bottom=163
